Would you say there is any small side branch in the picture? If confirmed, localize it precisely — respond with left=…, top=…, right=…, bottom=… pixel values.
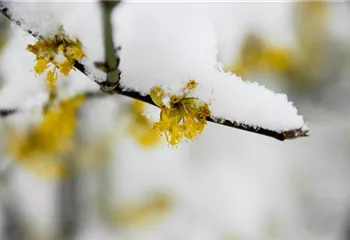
left=0, top=3, right=309, bottom=141
left=100, top=1, right=121, bottom=92
left=0, top=109, right=17, bottom=117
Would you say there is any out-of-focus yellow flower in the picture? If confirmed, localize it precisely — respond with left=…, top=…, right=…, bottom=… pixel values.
left=228, top=1, right=329, bottom=90
left=127, top=100, right=161, bottom=148
left=150, top=80, right=211, bottom=146
left=227, top=35, right=293, bottom=77
left=6, top=94, right=85, bottom=178
left=113, top=192, right=172, bottom=229
left=27, top=27, right=85, bottom=89
left=296, top=1, right=327, bottom=54
left=291, top=1, right=328, bottom=87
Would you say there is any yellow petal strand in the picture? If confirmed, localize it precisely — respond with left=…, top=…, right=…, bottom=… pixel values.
left=46, top=70, right=58, bottom=89
left=150, top=87, right=165, bottom=107
left=34, top=59, right=49, bottom=75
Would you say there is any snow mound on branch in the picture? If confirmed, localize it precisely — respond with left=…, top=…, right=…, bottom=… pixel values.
left=2, top=2, right=306, bottom=132
left=114, top=3, right=306, bottom=132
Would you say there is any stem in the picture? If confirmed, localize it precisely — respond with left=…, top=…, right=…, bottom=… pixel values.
left=101, top=1, right=120, bottom=88
left=56, top=161, right=79, bottom=240
left=0, top=109, right=17, bottom=117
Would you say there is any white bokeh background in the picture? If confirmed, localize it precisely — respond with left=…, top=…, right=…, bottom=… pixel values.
left=0, top=2, right=349, bottom=240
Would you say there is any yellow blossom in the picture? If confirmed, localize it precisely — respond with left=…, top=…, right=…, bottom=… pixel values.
left=127, top=100, right=161, bottom=148
left=183, top=115, right=197, bottom=139
left=6, top=94, right=85, bottom=178
left=150, top=80, right=211, bottom=145
left=58, top=60, right=73, bottom=76
left=27, top=27, right=85, bottom=89
left=33, top=59, right=49, bottom=75
left=186, top=79, right=198, bottom=90
left=227, top=1, right=328, bottom=90
left=227, top=35, right=293, bottom=77
left=68, top=46, right=85, bottom=60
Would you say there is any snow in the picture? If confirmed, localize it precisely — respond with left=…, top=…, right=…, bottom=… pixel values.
left=1, top=2, right=350, bottom=240
left=114, top=3, right=306, bottom=132
left=1, top=2, right=306, bottom=132
left=210, top=70, right=305, bottom=131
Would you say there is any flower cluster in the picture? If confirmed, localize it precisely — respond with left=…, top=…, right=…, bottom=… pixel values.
left=27, top=27, right=85, bottom=89
left=7, top=94, right=85, bottom=178
left=127, top=100, right=161, bottom=148
left=150, top=80, right=211, bottom=145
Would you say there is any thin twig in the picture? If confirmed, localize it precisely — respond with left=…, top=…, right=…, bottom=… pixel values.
left=0, top=91, right=107, bottom=118
left=0, top=3, right=309, bottom=141
left=0, top=109, right=17, bottom=117
left=100, top=1, right=120, bottom=90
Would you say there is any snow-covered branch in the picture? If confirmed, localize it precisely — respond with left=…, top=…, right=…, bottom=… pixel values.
left=0, top=3, right=309, bottom=141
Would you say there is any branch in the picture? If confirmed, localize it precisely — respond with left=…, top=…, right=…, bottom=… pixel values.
left=0, top=3, right=309, bottom=141
left=100, top=1, right=121, bottom=90
left=0, top=91, right=106, bottom=118
left=0, top=109, right=17, bottom=117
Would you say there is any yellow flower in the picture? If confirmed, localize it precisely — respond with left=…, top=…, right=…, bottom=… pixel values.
left=127, top=100, right=161, bottom=148
left=165, top=124, right=183, bottom=145
left=68, top=46, right=85, bottom=60
left=151, top=80, right=211, bottom=145
left=58, top=60, right=73, bottom=76
left=27, top=27, right=85, bottom=89
left=150, top=86, right=165, bottom=107
left=186, top=79, right=198, bottom=90
left=33, top=59, right=49, bottom=75
left=6, top=94, right=85, bottom=178
left=227, top=35, right=293, bottom=76
left=183, top=115, right=197, bottom=139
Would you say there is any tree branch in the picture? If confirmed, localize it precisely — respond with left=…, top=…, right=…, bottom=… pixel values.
left=0, top=109, right=17, bottom=117
left=0, top=3, right=309, bottom=141
left=100, top=1, right=121, bottom=91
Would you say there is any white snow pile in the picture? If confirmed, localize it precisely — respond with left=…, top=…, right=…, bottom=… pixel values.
left=114, top=3, right=306, bottom=132
left=2, top=2, right=307, bottom=133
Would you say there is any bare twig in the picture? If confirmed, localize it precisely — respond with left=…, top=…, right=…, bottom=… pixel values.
left=0, top=91, right=106, bottom=118
left=0, top=109, right=17, bottom=117
left=100, top=1, right=121, bottom=92
left=0, top=3, right=309, bottom=141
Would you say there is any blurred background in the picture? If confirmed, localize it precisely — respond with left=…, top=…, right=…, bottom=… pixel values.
left=0, top=1, right=350, bottom=240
